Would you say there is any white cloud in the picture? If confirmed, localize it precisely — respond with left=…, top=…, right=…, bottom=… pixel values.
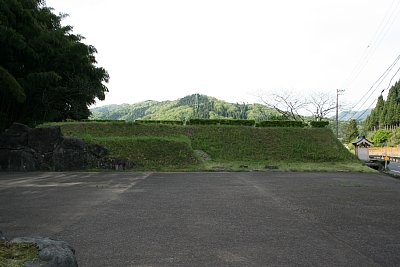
left=46, top=0, right=400, bottom=111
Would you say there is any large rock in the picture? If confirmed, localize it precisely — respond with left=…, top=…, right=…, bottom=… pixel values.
left=0, top=148, right=38, bottom=171
left=0, top=123, right=30, bottom=149
left=0, top=123, right=135, bottom=171
left=28, top=127, right=62, bottom=153
left=88, top=143, right=108, bottom=158
left=53, top=137, right=86, bottom=171
left=10, top=236, right=78, bottom=267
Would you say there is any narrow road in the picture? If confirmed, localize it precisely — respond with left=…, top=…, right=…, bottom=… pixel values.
left=1, top=171, right=400, bottom=266
left=388, top=161, right=400, bottom=174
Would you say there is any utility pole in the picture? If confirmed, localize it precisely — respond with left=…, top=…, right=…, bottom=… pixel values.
left=336, top=89, right=345, bottom=138
left=194, top=93, right=199, bottom=118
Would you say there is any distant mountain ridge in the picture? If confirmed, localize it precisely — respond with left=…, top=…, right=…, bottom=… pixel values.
left=336, top=109, right=373, bottom=121
left=90, top=94, right=279, bottom=122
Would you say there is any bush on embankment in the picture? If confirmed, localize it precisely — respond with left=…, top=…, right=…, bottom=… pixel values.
left=187, top=119, right=255, bottom=126
left=255, top=120, right=306, bottom=128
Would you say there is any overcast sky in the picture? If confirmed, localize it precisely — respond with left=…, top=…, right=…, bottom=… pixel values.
left=46, top=0, right=400, bottom=113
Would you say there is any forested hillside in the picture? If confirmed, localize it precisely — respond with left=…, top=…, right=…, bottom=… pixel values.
left=364, top=80, right=400, bottom=130
left=90, top=94, right=279, bottom=122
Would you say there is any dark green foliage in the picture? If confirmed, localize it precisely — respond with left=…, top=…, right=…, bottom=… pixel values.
left=187, top=118, right=255, bottom=126
left=310, top=121, right=329, bottom=128
left=383, top=84, right=400, bottom=126
left=0, top=66, right=25, bottom=103
left=0, top=0, right=109, bottom=130
left=364, top=95, right=384, bottom=131
left=365, top=81, right=400, bottom=130
left=0, top=66, right=26, bottom=130
left=344, top=119, right=359, bottom=143
left=256, top=120, right=305, bottom=128
left=135, top=120, right=184, bottom=125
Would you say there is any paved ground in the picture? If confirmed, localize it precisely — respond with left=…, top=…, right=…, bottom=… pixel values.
left=389, top=161, right=400, bottom=174
left=1, top=171, right=400, bottom=266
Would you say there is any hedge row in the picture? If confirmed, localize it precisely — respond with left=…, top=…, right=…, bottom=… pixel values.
left=80, top=119, right=330, bottom=128
left=187, top=119, right=256, bottom=126
left=256, top=120, right=306, bottom=128
left=76, top=119, right=125, bottom=123
left=135, top=120, right=184, bottom=125
left=310, top=121, right=330, bottom=128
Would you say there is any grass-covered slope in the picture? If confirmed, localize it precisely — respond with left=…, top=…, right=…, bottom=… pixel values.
left=87, top=136, right=200, bottom=170
left=43, top=122, right=370, bottom=172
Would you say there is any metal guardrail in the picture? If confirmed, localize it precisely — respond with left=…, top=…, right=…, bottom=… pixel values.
left=370, top=155, right=400, bottom=162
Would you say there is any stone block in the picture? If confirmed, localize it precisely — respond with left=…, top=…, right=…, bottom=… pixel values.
left=98, top=156, right=135, bottom=170
left=53, top=137, right=86, bottom=171
left=28, top=126, right=62, bottom=153
left=88, top=143, right=108, bottom=158
left=0, top=122, right=30, bottom=149
left=0, top=148, right=38, bottom=171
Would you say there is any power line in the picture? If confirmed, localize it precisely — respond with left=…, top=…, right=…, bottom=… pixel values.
left=354, top=63, right=400, bottom=121
left=336, top=89, right=345, bottom=137
left=343, top=0, right=400, bottom=88
left=350, top=56, right=399, bottom=114
left=340, top=53, right=400, bottom=120
left=353, top=99, right=377, bottom=122
left=383, top=63, right=400, bottom=92
left=368, top=0, right=400, bottom=58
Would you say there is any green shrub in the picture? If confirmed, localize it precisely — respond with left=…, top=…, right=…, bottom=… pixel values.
left=186, top=119, right=218, bottom=125
left=256, top=120, right=305, bottom=128
left=310, top=121, right=329, bottom=128
left=135, top=120, right=183, bottom=125
left=187, top=119, right=255, bottom=126
left=372, top=129, right=391, bottom=146
left=80, top=119, right=125, bottom=123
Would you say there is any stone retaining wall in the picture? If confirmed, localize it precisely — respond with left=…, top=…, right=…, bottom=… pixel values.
left=0, top=123, right=134, bottom=171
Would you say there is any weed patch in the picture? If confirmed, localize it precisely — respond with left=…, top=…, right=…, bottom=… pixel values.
left=0, top=242, right=38, bottom=267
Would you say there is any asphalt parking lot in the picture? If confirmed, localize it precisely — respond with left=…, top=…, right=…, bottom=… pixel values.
left=1, top=171, right=400, bottom=266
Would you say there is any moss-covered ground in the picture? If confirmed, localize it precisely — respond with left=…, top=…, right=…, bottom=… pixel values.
left=0, top=242, right=38, bottom=267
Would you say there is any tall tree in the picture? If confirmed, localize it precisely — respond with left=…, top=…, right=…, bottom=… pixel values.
left=0, top=0, right=109, bottom=130
left=260, top=91, right=307, bottom=121
left=384, top=83, right=399, bottom=126
left=344, top=119, right=359, bottom=143
left=260, top=90, right=340, bottom=121
left=365, top=80, right=400, bottom=130
left=365, top=95, right=385, bottom=131
left=306, top=92, right=336, bottom=121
